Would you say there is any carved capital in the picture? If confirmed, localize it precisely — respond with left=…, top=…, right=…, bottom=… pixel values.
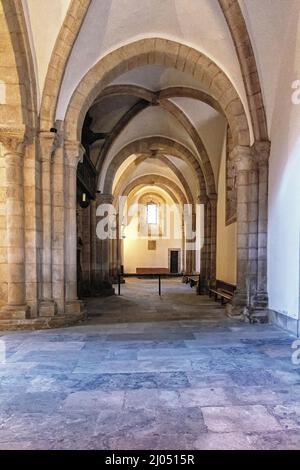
left=39, top=131, right=58, bottom=163
left=230, top=145, right=256, bottom=172
left=251, top=140, right=271, bottom=167
left=208, top=193, right=218, bottom=210
left=0, top=126, right=26, bottom=155
left=64, top=140, right=85, bottom=168
left=197, top=191, right=208, bottom=204
left=97, top=193, right=114, bottom=204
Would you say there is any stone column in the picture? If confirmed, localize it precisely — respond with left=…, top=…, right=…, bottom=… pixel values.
left=230, top=145, right=258, bottom=312
left=191, top=211, right=196, bottom=273
left=184, top=204, right=195, bottom=274
left=252, top=141, right=270, bottom=310
left=90, top=197, right=98, bottom=293
left=39, top=131, right=57, bottom=316
left=96, top=193, right=114, bottom=281
left=209, top=195, right=217, bottom=287
left=205, top=200, right=212, bottom=285
left=91, top=193, right=102, bottom=293
left=64, top=140, right=85, bottom=314
left=200, top=196, right=207, bottom=290
left=52, top=139, right=65, bottom=314
left=81, top=205, right=91, bottom=294
left=0, top=128, right=30, bottom=319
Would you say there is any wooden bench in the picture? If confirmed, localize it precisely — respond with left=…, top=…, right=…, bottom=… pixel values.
left=209, top=280, right=236, bottom=305
left=183, top=274, right=201, bottom=294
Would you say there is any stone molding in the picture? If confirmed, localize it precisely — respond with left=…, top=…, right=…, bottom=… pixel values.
left=0, top=126, right=26, bottom=154
left=40, top=0, right=92, bottom=131
left=218, top=0, right=269, bottom=142
left=97, top=193, right=114, bottom=205
left=230, top=145, right=255, bottom=172
left=64, top=140, right=85, bottom=168
left=39, top=131, right=59, bottom=162
left=251, top=140, right=271, bottom=167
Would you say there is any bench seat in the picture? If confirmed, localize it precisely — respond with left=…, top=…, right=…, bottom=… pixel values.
left=209, top=287, right=233, bottom=305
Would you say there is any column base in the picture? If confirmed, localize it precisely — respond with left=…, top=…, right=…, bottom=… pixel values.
left=199, top=278, right=208, bottom=294
left=39, top=300, right=58, bottom=317
left=252, top=291, right=269, bottom=309
left=91, top=280, right=115, bottom=297
left=0, top=304, right=31, bottom=320
left=226, top=289, right=248, bottom=318
left=64, top=300, right=85, bottom=316
left=246, top=308, right=269, bottom=324
left=245, top=291, right=269, bottom=324
left=226, top=289, right=269, bottom=324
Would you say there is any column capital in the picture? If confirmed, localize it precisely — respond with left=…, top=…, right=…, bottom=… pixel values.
left=197, top=190, right=208, bottom=204
left=230, top=145, right=256, bottom=172
left=64, top=140, right=85, bottom=168
left=96, top=193, right=114, bottom=204
left=39, top=131, right=58, bottom=162
left=207, top=193, right=217, bottom=208
left=0, top=126, right=26, bottom=155
left=251, top=140, right=271, bottom=166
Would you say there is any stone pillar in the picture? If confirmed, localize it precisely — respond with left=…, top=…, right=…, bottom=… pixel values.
left=205, top=200, right=212, bottom=284
left=91, top=193, right=102, bottom=293
left=81, top=205, right=91, bottom=294
left=0, top=128, right=30, bottom=319
left=230, top=145, right=258, bottom=312
left=184, top=204, right=195, bottom=274
left=64, top=140, right=85, bottom=314
left=252, top=141, right=270, bottom=310
left=200, top=196, right=207, bottom=290
left=90, top=197, right=98, bottom=292
left=96, top=193, right=114, bottom=281
left=39, top=131, right=57, bottom=316
left=209, top=195, right=217, bottom=287
left=52, top=140, right=65, bottom=314
left=191, top=211, right=196, bottom=273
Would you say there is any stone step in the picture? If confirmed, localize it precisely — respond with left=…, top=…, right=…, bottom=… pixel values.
left=248, top=308, right=269, bottom=324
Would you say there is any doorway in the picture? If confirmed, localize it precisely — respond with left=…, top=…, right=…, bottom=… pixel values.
left=169, top=249, right=180, bottom=273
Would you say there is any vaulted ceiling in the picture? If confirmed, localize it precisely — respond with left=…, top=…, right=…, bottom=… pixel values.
left=18, top=0, right=295, bottom=204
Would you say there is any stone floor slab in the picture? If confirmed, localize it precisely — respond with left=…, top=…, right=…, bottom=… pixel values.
left=0, top=278, right=298, bottom=449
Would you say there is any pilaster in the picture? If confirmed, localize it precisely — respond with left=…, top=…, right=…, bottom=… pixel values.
left=0, top=127, right=30, bottom=319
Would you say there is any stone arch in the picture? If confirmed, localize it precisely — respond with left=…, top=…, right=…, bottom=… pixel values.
left=0, top=0, right=37, bottom=131
left=124, top=177, right=184, bottom=206
left=94, top=83, right=224, bottom=119
left=93, top=84, right=216, bottom=194
left=63, top=38, right=251, bottom=147
left=40, top=0, right=91, bottom=132
left=218, top=0, right=269, bottom=142
left=113, top=154, right=194, bottom=205
left=101, top=136, right=207, bottom=198
left=118, top=174, right=189, bottom=207
left=95, top=100, right=150, bottom=173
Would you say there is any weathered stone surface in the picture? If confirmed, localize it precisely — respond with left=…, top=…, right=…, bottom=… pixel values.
left=0, top=279, right=298, bottom=449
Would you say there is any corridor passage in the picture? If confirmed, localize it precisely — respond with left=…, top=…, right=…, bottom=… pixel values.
left=0, top=279, right=299, bottom=450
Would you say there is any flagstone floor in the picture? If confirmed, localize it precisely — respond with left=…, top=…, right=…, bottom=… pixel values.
left=0, top=278, right=300, bottom=450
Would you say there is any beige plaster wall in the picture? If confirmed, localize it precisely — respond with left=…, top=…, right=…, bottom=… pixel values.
left=216, top=134, right=237, bottom=285
left=267, top=0, right=300, bottom=320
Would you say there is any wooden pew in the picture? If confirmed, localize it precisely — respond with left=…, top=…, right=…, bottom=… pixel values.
left=208, top=280, right=236, bottom=305
left=183, top=274, right=201, bottom=294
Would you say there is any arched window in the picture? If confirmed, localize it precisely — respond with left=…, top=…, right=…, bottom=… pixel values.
left=147, top=203, right=158, bottom=225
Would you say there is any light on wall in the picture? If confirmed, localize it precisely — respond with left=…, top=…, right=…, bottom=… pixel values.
left=79, top=192, right=90, bottom=209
